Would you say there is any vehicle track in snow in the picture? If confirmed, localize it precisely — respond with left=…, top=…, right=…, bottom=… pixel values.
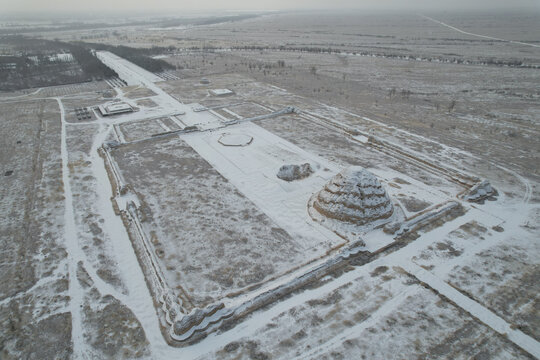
left=419, top=14, right=540, bottom=48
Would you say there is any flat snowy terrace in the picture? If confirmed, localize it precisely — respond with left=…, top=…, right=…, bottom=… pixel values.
left=183, top=120, right=465, bottom=250
left=110, top=133, right=345, bottom=307
left=182, top=122, right=348, bottom=253
left=370, top=167, right=453, bottom=219
left=2, top=43, right=539, bottom=359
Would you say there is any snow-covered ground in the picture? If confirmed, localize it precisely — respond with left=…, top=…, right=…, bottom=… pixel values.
left=183, top=122, right=346, bottom=254
left=98, top=52, right=539, bottom=357
left=1, top=51, right=538, bottom=359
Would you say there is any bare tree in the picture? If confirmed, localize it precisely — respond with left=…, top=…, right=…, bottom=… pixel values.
left=448, top=100, right=456, bottom=112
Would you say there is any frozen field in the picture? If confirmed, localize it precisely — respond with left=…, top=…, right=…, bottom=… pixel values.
left=1, top=10, right=539, bottom=360
left=110, top=134, right=344, bottom=307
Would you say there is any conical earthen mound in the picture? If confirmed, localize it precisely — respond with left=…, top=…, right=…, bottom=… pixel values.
left=313, top=167, right=393, bottom=226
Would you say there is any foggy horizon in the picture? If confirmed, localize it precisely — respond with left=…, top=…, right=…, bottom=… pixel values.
left=1, top=0, right=539, bottom=17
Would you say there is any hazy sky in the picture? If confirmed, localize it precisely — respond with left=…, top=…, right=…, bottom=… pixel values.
left=1, top=0, right=539, bottom=14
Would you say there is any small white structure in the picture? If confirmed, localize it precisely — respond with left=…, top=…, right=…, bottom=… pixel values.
left=209, top=89, right=234, bottom=97
left=0, top=63, right=16, bottom=70
left=98, top=102, right=134, bottom=116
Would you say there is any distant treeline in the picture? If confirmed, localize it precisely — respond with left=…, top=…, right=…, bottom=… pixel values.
left=186, top=44, right=539, bottom=69
left=76, top=42, right=176, bottom=73
left=69, top=46, right=118, bottom=79
left=0, top=14, right=260, bottom=35
left=0, top=36, right=117, bottom=91
left=1, top=36, right=117, bottom=79
left=0, top=21, right=150, bottom=36
left=159, top=14, right=259, bottom=28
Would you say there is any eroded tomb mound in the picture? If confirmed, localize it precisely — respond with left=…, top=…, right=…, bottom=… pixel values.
left=313, top=167, right=393, bottom=226
left=464, top=180, right=497, bottom=203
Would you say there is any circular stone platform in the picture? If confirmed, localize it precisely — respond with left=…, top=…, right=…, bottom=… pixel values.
left=218, top=133, right=253, bottom=147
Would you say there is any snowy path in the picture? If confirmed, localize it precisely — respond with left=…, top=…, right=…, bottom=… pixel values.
left=86, top=124, right=173, bottom=358
left=492, top=164, right=532, bottom=204
left=57, top=97, right=172, bottom=358
left=97, top=51, right=185, bottom=110
left=420, top=14, right=540, bottom=48
left=403, top=262, right=540, bottom=359
left=57, top=97, right=88, bottom=359
left=96, top=52, right=163, bottom=85
left=0, top=87, right=42, bottom=101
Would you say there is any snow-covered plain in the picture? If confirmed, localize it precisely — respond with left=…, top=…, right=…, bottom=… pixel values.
left=183, top=122, right=347, bottom=253
left=1, top=47, right=538, bottom=359
left=99, top=53, right=539, bottom=357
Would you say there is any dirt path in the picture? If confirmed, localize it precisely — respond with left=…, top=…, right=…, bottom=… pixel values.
left=419, top=14, right=540, bottom=48
left=0, top=87, right=43, bottom=100
left=57, top=97, right=88, bottom=358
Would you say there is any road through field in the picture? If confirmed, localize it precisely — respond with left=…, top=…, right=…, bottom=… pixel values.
left=57, top=97, right=88, bottom=359
left=420, top=14, right=540, bottom=48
